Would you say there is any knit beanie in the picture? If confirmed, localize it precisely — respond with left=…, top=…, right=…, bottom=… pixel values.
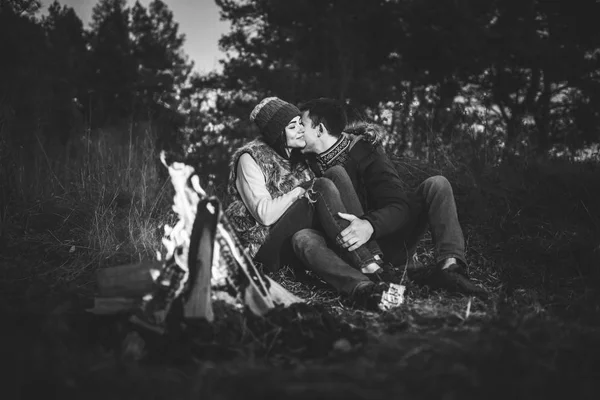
left=250, top=97, right=301, bottom=148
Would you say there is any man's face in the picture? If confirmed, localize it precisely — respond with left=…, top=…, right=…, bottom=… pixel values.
left=284, top=116, right=306, bottom=149
left=300, top=110, right=319, bottom=154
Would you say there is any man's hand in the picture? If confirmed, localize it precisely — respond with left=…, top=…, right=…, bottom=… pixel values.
left=337, top=212, right=374, bottom=252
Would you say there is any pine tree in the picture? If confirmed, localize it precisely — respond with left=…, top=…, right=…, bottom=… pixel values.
left=43, top=1, right=87, bottom=148
left=87, top=0, right=136, bottom=125
left=131, top=0, right=193, bottom=118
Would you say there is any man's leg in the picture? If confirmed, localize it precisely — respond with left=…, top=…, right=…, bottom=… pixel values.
left=323, top=166, right=385, bottom=269
left=381, top=176, right=462, bottom=267
left=414, top=176, right=487, bottom=298
left=306, top=177, right=380, bottom=271
left=415, top=175, right=466, bottom=266
left=254, top=198, right=316, bottom=273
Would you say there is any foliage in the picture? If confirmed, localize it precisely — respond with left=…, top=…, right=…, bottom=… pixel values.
left=202, top=0, right=600, bottom=168
left=0, top=0, right=192, bottom=147
left=86, top=0, right=137, bottom=124
left=131, top=0, right=193, bottom=117
left=0, top=0, right=193, bottom=223
left=3, top=0, right=598, bottom=193
left=2, top=122, right=173, bottom=287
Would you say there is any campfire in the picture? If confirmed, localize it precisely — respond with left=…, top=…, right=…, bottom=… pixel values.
left=88, top=152, right=304, bottom=334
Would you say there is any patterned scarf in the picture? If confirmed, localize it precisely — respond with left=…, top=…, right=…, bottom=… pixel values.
left=314, top=133, right=354, bottom=175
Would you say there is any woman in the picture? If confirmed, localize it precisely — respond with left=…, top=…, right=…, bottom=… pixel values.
left=225, top=97, right=388, bottom=305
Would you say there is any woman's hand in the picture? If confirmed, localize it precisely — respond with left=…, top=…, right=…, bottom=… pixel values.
left=294, top=180, right=313, bottom=201
left=296, top=187, right=307, bottom=199
left=298, top=180, right=314, bottom=190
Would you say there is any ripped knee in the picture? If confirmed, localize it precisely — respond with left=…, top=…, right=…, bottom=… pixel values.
left=291, top=228, right=325, bottom=253
left=308, top=177, right=339, bottom=200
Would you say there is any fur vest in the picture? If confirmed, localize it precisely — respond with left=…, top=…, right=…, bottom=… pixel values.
left=224, top=138, right=314, bottom=258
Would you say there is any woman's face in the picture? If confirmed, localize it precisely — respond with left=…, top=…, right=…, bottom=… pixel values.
left=284, top=116, right=306, bottom=149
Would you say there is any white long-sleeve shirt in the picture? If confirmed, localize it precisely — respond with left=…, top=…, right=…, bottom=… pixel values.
left=235, top=153, right=305, bottom=226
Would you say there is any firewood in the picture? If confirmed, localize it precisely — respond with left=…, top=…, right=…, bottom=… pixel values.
left=96, top=261, right=161, bottom=298
left=264, top=276, right=304, bottom=306
left=87, top=297, right=140, bottom=315
left=182, top=198, right=218, bottom=321
left=215, top=220, right=275, bottom=315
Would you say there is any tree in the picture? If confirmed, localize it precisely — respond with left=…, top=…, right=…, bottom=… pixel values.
left=0, top=0, right=41, bottom=17
left=475, top=0, right=600, bottom=159
left=131, top=0, right=193, bottom=119
left=87, top=0, right=136, bottom=126
left=214, top=0, right=399, bottom=104
left=0, top=0, right=46, bottom=147
left=0, top=0, right=45, bottom=208
left=42, top=1, right=87, bottom=148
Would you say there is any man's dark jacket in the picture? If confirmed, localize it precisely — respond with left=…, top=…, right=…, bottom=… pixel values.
left=308, top=133, right=423, bottom=265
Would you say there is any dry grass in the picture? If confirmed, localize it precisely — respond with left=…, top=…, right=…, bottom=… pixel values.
left=1, top=123, right=174, bottom=295
left=2, top=135, right=600, bottom=399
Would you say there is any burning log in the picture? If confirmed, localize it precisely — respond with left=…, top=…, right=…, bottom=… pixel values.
left=95, top=261, right=161, bottom=299
left=89, top=152, right=303, bottom=334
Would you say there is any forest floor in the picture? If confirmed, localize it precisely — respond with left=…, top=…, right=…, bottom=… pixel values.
left=1, top=157, right=600, bottom=400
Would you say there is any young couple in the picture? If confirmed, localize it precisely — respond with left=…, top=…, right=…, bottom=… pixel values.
left=225, top=97, right=487, bottom=311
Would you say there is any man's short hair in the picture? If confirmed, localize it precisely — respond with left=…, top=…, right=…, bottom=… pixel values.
left=298, top=98, right=347, bottom=137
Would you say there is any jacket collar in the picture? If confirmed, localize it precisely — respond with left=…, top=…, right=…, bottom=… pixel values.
left=316, top=133, right=353, bottom=171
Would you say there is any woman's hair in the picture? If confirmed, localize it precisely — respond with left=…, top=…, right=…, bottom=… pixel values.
left=269, top=132, right=290, bottom=159
left=273, top=135, right=307, bottom=165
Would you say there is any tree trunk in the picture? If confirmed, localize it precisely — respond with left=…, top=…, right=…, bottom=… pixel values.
left=534, top=73, right=551, bottom=157
left=398, top=81, right=414, bottom=153
left=502, top=117, right=521, bottom=163
left=183, top=197, right=218, bottom=321
left=434, top=79, right=459, bottom=144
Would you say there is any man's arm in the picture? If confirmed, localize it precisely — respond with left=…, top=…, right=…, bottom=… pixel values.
left=338, top=142, right=413, bottom=251
left=357, top=146, right=413, bottom=239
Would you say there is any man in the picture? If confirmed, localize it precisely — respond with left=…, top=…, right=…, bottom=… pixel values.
left=294, top=98, right=487, bottom=298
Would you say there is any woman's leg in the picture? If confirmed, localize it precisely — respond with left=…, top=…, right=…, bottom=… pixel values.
left=323, top=165, right=384, bottom=261
left=292, top=229, right=372, bottom=295
left=254, top=198, right=316, bottom=273
left=305, top=177, right=379, bottom=271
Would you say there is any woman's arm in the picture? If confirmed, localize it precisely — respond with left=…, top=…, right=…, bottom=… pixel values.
left=235, top=153, right=306, bottom=226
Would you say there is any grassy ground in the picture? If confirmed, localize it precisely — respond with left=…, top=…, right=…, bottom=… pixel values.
left=1, top=131, right=600, bottom=399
